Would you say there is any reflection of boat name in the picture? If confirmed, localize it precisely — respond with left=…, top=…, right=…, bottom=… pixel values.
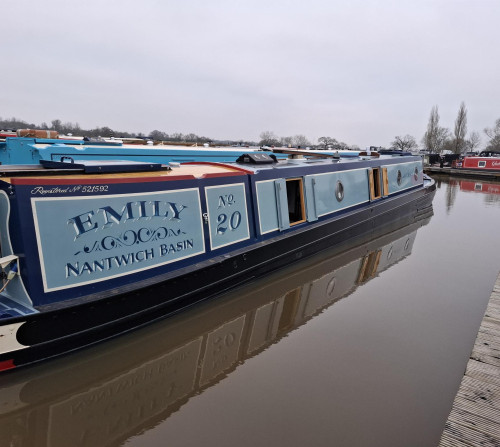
left=69, top=350, right=190, bottom=416
left=69, top=201, right=188, bottom=238
left=56, top=340, right=203, bottom=445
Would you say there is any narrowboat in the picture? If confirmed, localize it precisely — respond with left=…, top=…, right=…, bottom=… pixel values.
left=459, top=154, right=500, bottom=171
left=0, top=209, right=432, bottom=444
left=0, top=147, right=435, bottom=371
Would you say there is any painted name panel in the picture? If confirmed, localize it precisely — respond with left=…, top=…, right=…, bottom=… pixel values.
left=31, top=188, right=205, bottom=292
left=205, top=183, right=250, bottom=250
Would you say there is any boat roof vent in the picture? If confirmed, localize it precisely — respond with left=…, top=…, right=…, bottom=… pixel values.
left=236, top=153, right=277, bottom=164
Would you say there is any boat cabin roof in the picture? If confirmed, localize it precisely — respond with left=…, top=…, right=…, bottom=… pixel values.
left=0, top=161, right=252, bottom=184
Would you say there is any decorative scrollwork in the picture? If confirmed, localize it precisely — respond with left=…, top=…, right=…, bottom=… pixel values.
left=74, top=226, right=185, bottom=255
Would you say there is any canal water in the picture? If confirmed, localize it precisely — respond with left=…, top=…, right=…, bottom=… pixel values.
left=1, top=177, right=499, bottom=447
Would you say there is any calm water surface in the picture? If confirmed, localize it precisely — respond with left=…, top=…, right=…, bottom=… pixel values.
left=1, top=177, right=500, bottom=447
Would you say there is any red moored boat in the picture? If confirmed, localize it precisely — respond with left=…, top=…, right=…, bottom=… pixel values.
left=460, top=153, right=500, bottom=171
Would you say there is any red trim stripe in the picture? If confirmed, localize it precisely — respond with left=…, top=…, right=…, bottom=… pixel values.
left=201, top=171, right=246, bottom=178
left=0, top=359, right=15, bottom=371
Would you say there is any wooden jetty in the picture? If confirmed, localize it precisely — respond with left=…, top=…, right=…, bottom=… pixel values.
left=424, top=166, right=500, bottom=180
left=438, top=271, right=500, bottom=446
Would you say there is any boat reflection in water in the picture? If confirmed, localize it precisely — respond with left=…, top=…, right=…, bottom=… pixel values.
left=458, top=179, right=500, bottom=199
left=0, top=209, right=432, bottom=447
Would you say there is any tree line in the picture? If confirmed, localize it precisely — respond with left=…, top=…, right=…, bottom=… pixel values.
left=258, top=131, right=359, bottom=150
left=2, top=110, right=500, bottom=153
left=0, top=118, right=256, bottom=146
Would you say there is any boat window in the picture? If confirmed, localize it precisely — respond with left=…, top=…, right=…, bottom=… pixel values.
left=370, top=168, right=382, bottom=200
left=286, top=178, right=306, bottom=225
left=335, top=180, right=344, bottom=202
left=478, top=161, right=486, bottom=168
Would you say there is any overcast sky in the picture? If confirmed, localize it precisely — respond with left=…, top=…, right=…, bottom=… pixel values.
left=2, top=0, right=499, bottom=147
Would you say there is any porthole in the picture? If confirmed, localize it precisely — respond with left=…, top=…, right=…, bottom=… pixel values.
left=397, top=170, right=402, bottom=186
left=335, top=180, right=344, bottom=202
left=414, top=167, right=419, bottom=181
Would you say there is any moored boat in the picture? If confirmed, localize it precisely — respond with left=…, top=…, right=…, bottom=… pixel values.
left=459, top=154, right=500, bottom=171
left=0, top=147, right=435, bottom=371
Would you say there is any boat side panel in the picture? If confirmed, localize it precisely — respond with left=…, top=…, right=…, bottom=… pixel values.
left=384, top=161, right=423, bottom=194
left=306, top=169, right=370, bottom=218
left=255, top=180, right=280, bottom=235
left=254, top=168, right=372, bottom=236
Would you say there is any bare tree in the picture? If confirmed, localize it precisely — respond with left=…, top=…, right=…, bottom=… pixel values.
left=280, top=136, right=293, bottom=147
left=422, top=106, right=450, bottom=153
left=148, top=130, right=169, bottom=141
left=484, top=118, right=500, bottom=151
left=453, top=102, right=468, bottom=154
left=184, top=133, right=199, bottom=143
left=51, top=119, right=62, bottom=132
left=423, top=106, right=439, bottom=152
left=292, top=134, right=310, bottom=148
left=465, top=131, right=481, bottom=152
left=259, top=131, right=280, bottom=147
left=317, top=136, right=335, bottom=149
left=391, top=135, right=418, bottom=151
